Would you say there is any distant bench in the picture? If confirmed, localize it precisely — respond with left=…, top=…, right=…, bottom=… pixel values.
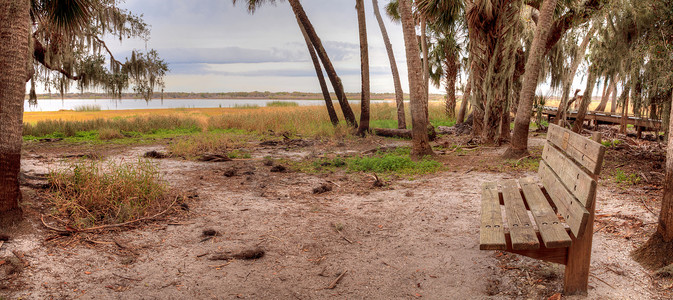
left=479, top=124, right=606, bottom=294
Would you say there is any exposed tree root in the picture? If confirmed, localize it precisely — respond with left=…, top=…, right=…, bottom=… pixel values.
left=631, top=231, right=673, bottom=270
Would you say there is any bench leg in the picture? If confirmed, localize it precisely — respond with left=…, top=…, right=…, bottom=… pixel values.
left=563, top=212, right=594, bottom=295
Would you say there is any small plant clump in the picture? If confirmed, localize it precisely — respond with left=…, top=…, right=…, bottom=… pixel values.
left=47, top=159, right=169, bottom=228
left=73, top=104, right=102, bottom=112
left=613, top=168, right=641, bottom=185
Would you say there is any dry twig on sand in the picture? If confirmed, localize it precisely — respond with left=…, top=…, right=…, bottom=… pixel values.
left=327, top=270, right=348, bottom=289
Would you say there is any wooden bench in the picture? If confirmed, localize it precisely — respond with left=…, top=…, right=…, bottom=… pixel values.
left=479, top=124, right=606, bottom=294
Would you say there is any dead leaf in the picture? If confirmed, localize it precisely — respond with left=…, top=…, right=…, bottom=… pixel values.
left=548, top=293, right=561, bottom=300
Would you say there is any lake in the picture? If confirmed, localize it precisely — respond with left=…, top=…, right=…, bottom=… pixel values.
left=23, top=98, right=396, bottom=112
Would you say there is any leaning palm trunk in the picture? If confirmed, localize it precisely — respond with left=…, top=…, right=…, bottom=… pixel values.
left=372, top=0, right=406, bottom=129
left=557, top=25, right=596, bottom=125
left=288, top=0, right=357, bottom=127
left=356, top=0, right=370, bottom=135
left=296, top=16, right=339, bottom=126
left=505, top=0, right=559, bottom=158
left=572, top=69, right=597, bottom=133
left=399, top=0, right=434, bottom=157
left=0, top=0, right=30, bottom=214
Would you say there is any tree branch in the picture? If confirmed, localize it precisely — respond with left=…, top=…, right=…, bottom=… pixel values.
left=90, top=35, right=122, bottom=66
left=33, top=38, right=82, bottom=80
left=544, top=0, right=605, bottom=55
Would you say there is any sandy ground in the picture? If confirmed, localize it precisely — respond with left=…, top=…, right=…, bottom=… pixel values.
left=1, top=134, right=671, bottom=299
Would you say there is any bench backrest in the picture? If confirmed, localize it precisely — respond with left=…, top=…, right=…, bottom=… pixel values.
left=538, top=124, right=606, bottom=238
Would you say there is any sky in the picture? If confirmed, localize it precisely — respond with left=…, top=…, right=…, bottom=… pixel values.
left=98, top=0, right=448, bottom=94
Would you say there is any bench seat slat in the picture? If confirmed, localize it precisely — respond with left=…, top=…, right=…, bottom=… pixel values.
left=519, top=177, right=572, bottom=248
left=480, top=182, right=506, bottom=250
left=501, top=180, right=540, bottom=250
left=539, top=161, right=590, bottom=238
left=542, top=142, right=597, bottom=207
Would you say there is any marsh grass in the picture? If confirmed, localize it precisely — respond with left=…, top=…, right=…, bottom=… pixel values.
left=47, top=159, right=168, bottom=228
left=266, top=101, right=299, bottom=107
left=233, top=104, right=260, bottom=109
left=23, top=102, right=455, bottom=142
left=24, top=115, right=202, bottom=138
left=74, top=104, right=101, bottom=112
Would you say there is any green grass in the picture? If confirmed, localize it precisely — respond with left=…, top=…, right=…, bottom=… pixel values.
left=47, top=159, right=168, bottom=228
left=296, top=148, right=442, bottom=175
left=602, top=139, right=622, bottom=147
left=23, top=127, right=203, bottom=144
left=266, top=101, right=299, bottom=107
left=613, top=168, right=641, bottom=185
left=73, top=104, right=101, bottom=112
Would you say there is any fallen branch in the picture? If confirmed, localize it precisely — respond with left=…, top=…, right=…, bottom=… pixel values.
left=327, top=270, right=348, bottom=289
left=41, top=196, right=179, bottom=233
left=590, top=274, right=615, bottom=289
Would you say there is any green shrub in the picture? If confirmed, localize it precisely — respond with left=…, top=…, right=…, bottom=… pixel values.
left=613, top=169, right=641, bottom=185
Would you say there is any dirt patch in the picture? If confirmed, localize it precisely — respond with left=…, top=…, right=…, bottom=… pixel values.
left=2, top=132, right=670, bottom=299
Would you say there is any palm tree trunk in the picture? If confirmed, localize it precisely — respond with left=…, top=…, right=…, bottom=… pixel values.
left=295, top=15, right=339, bottom=126
left=356, top=0, right=370, bottom=135
left=0, top=0, right=30, bottom=215
left=372, top=0, right=406, bottom=129
left=557, top=25, right=596, bottom=125
left=421, top=17, right=430, bottom=120
left=505, top=0, right=559, bottom=158
left=572, top=69, right=597, bottom=133
left=399, top=0, right=434, bottom=158
left=288, top=0, right=357, bottom=127
left=456, top=76, right=471, bottom=124
left=444, top=49, right=457, bottom=119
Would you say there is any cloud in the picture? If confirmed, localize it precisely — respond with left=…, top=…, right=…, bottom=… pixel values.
left=157, top=47, right=306, bottom=64
left=170, top=63, right=393, bottom=77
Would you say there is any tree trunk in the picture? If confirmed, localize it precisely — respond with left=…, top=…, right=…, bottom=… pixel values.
left=295, top=15, right=339, bottom=126
left=610, top=78, right=619, bottom=113
left=456, top=76, right=471, bottom=124
left=356, top=0, right=370, bottom=135
left=444, top=48, right=457, bottom=119
left=0, top=0, right=29, bottom=215
left=372, top=0, right=406, bottom=129
left=421, top=17, right=430, bottom=120
left=373, top=127, right=436, bottom=140
left=663, top=94, right=673, bottom=240
left=595, top=76, right=613, bottom=112
left=399, top=0, right=434, bottom=158
left=557, top=25, right=596, bottom=125
left=620, top=85, right=630, bottom=134
left=288, top=0, right=357, bottom=127
left=506, top=0, right=558, bottom=158
left=572, top=69, right=597, bottom=133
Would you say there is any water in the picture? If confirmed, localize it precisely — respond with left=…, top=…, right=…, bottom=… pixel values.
left=24, top=98, right=395, bottom=112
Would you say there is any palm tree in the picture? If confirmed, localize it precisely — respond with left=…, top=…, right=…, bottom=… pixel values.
left=356, top=0, right=370, bottom=135
left=287, top=0, right=358, bottom=127
left=398, top=0, right=434, bottom=157
left=295, top=15, right=339, bottom=125
left=0, top=0, right=30, bottom=216
left=372, top=0, right=406, bottom=129
left=505, top=0, right=559, bottom=158
left=234, top=0, right=358, bottom=127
